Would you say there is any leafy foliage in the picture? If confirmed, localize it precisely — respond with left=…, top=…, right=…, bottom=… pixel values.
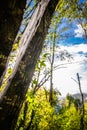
left=16, top=88, right=87, bottom=130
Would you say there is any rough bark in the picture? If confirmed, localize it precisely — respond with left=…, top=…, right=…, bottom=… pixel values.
left=0, top=0, right=26, bottom=77
left=0, top=0, right=59, bottom=130
left=0, top=0, right=50, bottom=102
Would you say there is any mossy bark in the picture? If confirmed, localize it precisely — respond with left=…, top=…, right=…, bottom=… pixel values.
left=0, top=0, right=26, bottom=77
left=0, top=0, right=59, bottom=130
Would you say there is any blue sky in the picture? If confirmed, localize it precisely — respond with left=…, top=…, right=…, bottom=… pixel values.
left=20, top=0, right=87, bottom=97
left=53, top=22, right=87, bottom=97
left=31, top=0, right=87, bottom=97
left=60, top=37, right=87, bottom=46
left=45, top=14, right=87, bottom=97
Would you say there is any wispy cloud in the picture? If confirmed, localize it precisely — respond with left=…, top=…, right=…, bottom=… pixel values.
left=74, top=24, right=85, bottom=37
left=52, top=43, right=87, bottom=96
left=60, top=43, right=87, bottom=53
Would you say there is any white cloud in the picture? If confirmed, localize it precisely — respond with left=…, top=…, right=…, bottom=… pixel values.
left=45, top=43, right=87, bottom=97
left=60, top=44, right=87, bottom=54
left=74, top=24, right=85, bottom=37
left=53, top=61, right=87, bottom=97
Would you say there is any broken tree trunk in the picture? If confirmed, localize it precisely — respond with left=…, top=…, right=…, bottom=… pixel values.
left=0, top=0, right=59, bottom=130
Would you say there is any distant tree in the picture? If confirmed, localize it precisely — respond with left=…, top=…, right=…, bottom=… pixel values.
left=71, top=73, right=85, bottom=130
left=77, top=73, right=84, bottom=130
left=66, top=93, right=74, bottom=108
left=59, top=0, right=87, bottom=38
left=74, top=98, right=81, bottom=111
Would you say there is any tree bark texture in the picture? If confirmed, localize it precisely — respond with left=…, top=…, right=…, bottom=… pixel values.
left=0, top=0, right=50, bottom=102
left=0, top=0, right=26, bottom=77
left=0, top=0, right=59, bottom=130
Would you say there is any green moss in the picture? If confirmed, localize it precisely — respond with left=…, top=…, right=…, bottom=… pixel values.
left=12, top=43, right=19, bottom=51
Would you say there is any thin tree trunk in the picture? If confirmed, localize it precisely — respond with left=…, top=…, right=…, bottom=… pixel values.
left=77, top=73, right=84, bottom=130
left=0, top=0, right=59, bottom=130
left=25, top=110, right=35, bottom=130
left=17, top=101, right=28, bottom=130
left=49, top=30, right=56, bottom=106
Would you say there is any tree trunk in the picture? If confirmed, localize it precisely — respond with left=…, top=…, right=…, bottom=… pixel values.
left=49, top=29, right=56, bottom=106
left=0, top=0, right=59, bottom=130
left=77, top=73, right=84, bottom=130
left=0, top=0, right=50, bottom=102
left=25, top=110, right=35, bottom=130
left=49, top=41, right=55, bottom=105
left=0, top=0, right=26, bottom=77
